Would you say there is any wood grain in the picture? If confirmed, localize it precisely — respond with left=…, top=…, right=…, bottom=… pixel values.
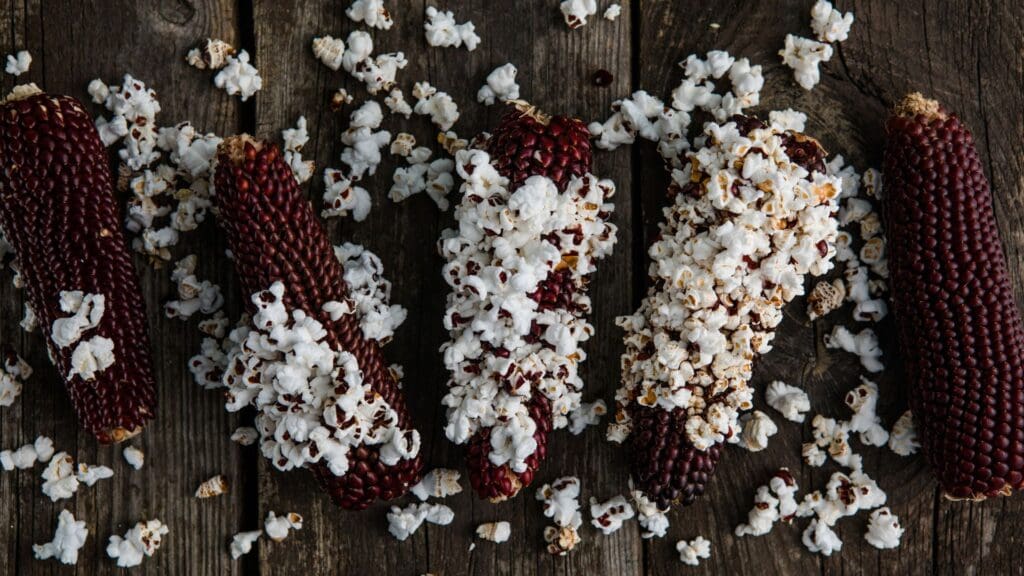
left=3, top=0, right=1024, bottom=574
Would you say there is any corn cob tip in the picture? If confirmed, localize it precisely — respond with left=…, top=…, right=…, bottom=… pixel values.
left=99, top=424, right=146, bottom=445
left=893, top=92, right=947, bottom=121
left=216, top=134, right=264, bottom=165
left=2, top=83, right=42, bottom=104
left=504, top=99, right=552, bottom=125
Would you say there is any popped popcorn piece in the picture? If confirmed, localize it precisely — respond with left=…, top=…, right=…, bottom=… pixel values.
left=165, top=255, right=224, bottom=319
left=123, top=446, right=145, bottom=470
left=735, top=468, right=799, bottom=537
left=0, top=436, right=53, bottom=471
left=51, top=291, right=105, bottom=349
left=825, top=325, right=883, bottom=372
left=213, top=50, right=263, bottom=101
left=569, top=400, right=607, bottom=435
left=389, top=149, right=455, bottom=211
left=87, top=78, right=110, bottom=104
left=560, top=0, right=597, bottom=29
left=475, top=521, right=511, bottom=543
left=631, top=488, right=670, bottom=538
left=864, top=507, right=903, bottom=549
left=231, top=427, right=259, bottom=446
left=33, top=510, right=88, bottom=565
left=676, top=536, right=711, bottom=566
left=331, top=89, right=354, bottom=111
left=385, top=89, right=413, bottom=118
left=347, top=0, right=393, bottom=30
left=386, top=503, right=454, bottom=541
left=765, top=380, right=811, bottom=423
left=67, top=335, right=116, bottom=381
left=322, top=169, right=372, bottom=221
left=476, top=63, right=520, bottom=106
left=768, top=109, right=807, bottom=132
left=195, top=474, right=229, bottom=498
left=410, top=468, right=463, bottom=501
left=589, top=495, right=635, bottom=535
left=186, top=38, right=236, bottom=70
left=335, top=242, right=409, bottom=342
left=412, top=81, right=460, bottom=131
left=312, top=36, right=346, bottom=71
left=230, top=530, right=262, bottom=559
left=536, top=476, right=583, bottom=553
left=0, top=351, right=32, bottom=407
left=339, top=31, right=407, bottom=94
left=264, top=511, right=303, bottom=542
left=76, top=463, right=114, bottom=486
left=106, top=520, right=169, bottom=568
left=282, top=116, right=315, bottom=184
left=845, top=378, right=889, bottom=447
left=41, top=452, right=80, bottom=501
left=739, top=410, right=777, bottom=452
left=390, top=133, right=416, bottom=157
left=424, top=6, right=480, bottom=51
left=802, top=518, right=842, bottom=556
left=779, top=35, right=833, bottom=91
left=796, top=469, right=888, bottom=556
left=807, top=278, right=846, bottom=320
left=811, top=1, right=855, bottom=43
left=603, top=4, right=622, bottom=21
left=338, top=101, right=392, bottom=180
left=5, top=50, right=31, bottom=76
left=888, top=410, right=919, bottom=456
left=20, top=303, right=38, bottom=333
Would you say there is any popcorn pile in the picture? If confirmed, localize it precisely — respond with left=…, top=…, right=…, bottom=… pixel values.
left=0, top=350, right=32, bottom=407
left=536, top=476, right=583, bottom=555
left=779, top=1, right=854, bottom=90
left=0, top=436, right=54, bottom=471
left=439, top=149, right=616, bottom=491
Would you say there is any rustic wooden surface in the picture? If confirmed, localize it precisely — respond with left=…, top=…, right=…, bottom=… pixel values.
left=2, top=0, right=1023, bottom=574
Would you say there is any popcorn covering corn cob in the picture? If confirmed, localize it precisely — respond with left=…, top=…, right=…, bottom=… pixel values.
left=440, top=102, right=616, bottom=501
left=0, top=86, right=156, bottom=442
left=884, top=93, right=1024, bottom=500
left=212, top=135, right=422, bottom=509
left=612, top=116, right=840, bottom=508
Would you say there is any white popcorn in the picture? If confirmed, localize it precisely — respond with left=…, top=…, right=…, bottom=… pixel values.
left=106, top=520, right=169, bottom=568
left=0, top=352, right=31, bottom=407
left=796, top=469, right=888, bottom=556
left=739, top=410, right=777, bottom=452
left=765, top=380, right=811, bottom=423
left=33, top=510, right=88, bottom=565
left=424, top=6, right=480, bottom=50
left=411, top=468, right=463, bottom=501
left=186, top=38, right=236, bottom=70
left=387, top=503, right=454, bottom=541
left=340, top=31, right=407, bottom=95
left=390, top=132, right=417, bottom=156
left=67, top=335, right=116, bottom=381
left=76, top=463, right=114, bottom=486
left=631, top=487, right=670, bottom=538
left=322, top=168, right=372, bottom=221
left=95, top=114, right=129, bottom=147
left=0, top=436, right=53, bottom=471
left=864, top=507, right=903, bottom=549
left=87, top=78, right=110, bottom=104
left=537, top=477, right=582, bottom=555
left=281, top=116, right=315, bottom=184
left=195, top=474, right=229, bottom=498
left=385, top=89, right=413, bottom=118
left=5, top=50, right=31, bottom=76
left=412, top=81, right=460, bottom=131
left=888, top=410, right=919, bottom=456
left=476, top=521, right=511, bottom=543
left=676, top=536, right=711, bottom=566
left=768, top=109, right=807, bottom=132
left=845, top=378, right=889, bottom=447
left=41, top=453, right=79, bottom=502
left=312, top=35, right=346, bottom=71
left=51, top=291, right=105, bottom=349
left=231, top=427, right=259, bottom=446
left=589, top=495, right=635, bottom=535
left=477, top=63, right=520, bottom=106
left=779, top=35, right=833, bottom=90
left=811, top=1, right=855, bottom=43
left=802, top=519, right=842, bottom=555
left=825, top=325, right=883, bottom=372
left=735, top=469, right=799, bottom=537
left=337, top=101, right=392, bottom=180
left=123, top=446, right=145, bottom=470
left=213, top=50, right=262, bottom=101
left=336, top=243, right=409, bottom=342
left=165, top=255, right=224, bottom=320
left=603, top=4, right=622, bottom=21
left=20, top=303, right=38, bottom=333
left=264, top=511, right=303, bottom=542
left=569, top=400, right=607, bottom=435
left=230, top=530, right=262, bottom=559
left=347, top=0, right=393, bottom=30
left=560, top=0, right=597, bottom=29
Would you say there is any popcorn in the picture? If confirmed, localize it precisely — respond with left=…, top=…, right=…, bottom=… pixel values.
left=123, top=446, right=145, bottom=470
left=631, top=487, right=670, bottom=538
left=411, top=468, right=463, bottom=500
left=338, top=101, right=392, bottom=180
left=477, top=63, right=520, bottom=106
left=389, top=146, right=456, bottom=210
left=106, top=520, right=169, bottom=568
left=844, top=378, right=889, bottom=447
left=603, top=4, right=622, bottom=21
left=390, top=132, right=417, bottom=156
left=186, top=38, right=236, bottom=70
left=165, top=255, right=224, bottom=320
left=87, top=78, right=109, bottom=104
left=559, top=0, right=597, bottom=29
left=735, top=468, right=799, bottom=537
left=796, top=470, right=888, bottom=556
left=765, top=380, right=811, bottom=423
left=67, top=335, right=116, bottom=381
left=264, top=511, right=303, bottom=542
left=802, top=519, right=842, bottom=556
left=768, top=109, right=807, bottom=132
left=568, top=400, right=607, bottom=435
left=76, top=463, right=114, bottom=486
left=336, top=242, right=409, bottom=342
left=824, top=325, right=883, bottom=372
left=739, top=410, right=777, bottom=452
left=282, top=116, right=315, bottom=184
left=807, top=278, right=845, bottom=320
left=5, top=50, right=31, bottom=76
left=213, top=50, right=263, bottom=101
left=322, top=169, right=372, bottom=221
left=231, top=426, right=259, bottom=446
left=676, top=536, right=711, bottom=566
left=385, top=89, right=413, bottom=118
left=0, top=351, right=32, bottom=407
left=864, top=507, right=903, bottom=549
left=779, top=35, right=833, bottom=90
left=888, top=410, right=919, bottom=456
left=476, top=521, right=511, bottom=543
left=195, top=474, right=229, bottom=498
left=424, top=6, right=480, bottom=50
left=811, top=1, right=855, bottom=43
left=0, top=436, right=53, bottom=471
left=340, top=31, right=407, bottom=94
left=230, top=531, right=262, bottom=559
left=347, top=0, right=393, bottom=30
left=33, top=510, right=88, bottom=565
left=51, top=291, right=105, bottom=349
left=536, top=477, right=583, bottom=555
left=412, top=81, right=460, bottom=131
left=386, top=503, right=454, bottom=541
left=41, top=452, right=79, bottom=501
left=589, top=495, right=635, bottom=535
left=312, top=36, right=346, bottom=71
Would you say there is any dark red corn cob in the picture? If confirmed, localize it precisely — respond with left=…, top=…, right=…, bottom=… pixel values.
left=0, top=86, right=156, bottom=443
left=213, top=135, right=422, bottom=509
left=464, top=102, right=593, bottom=501
left=884, top=93, right=1024, bottom=500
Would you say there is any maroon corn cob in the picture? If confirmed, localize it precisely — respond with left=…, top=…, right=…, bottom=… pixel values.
left=884, top=93, right=1024, bottom=500
left=213, top=135, right=422, bottom=509
left=461, top=102, right=593, bottom=501
left=0, top=86, right=156, bottom=443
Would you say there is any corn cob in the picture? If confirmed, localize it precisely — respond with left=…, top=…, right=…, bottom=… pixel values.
left=441, top=102, right=615, bottom=501
left=213, top=135, right=422, bottom=509
left=884, top=93, right=1024, bottom=500
left=613, top=116, right=839, bottom=509
left=0, top=85, right=156, bottom=442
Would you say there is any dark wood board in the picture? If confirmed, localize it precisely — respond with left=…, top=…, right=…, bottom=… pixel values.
left=1, top=1, right=1023, bottom=574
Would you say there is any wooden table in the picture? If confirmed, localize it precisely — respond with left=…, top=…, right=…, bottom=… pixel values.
left=2, top=1, right=1023, bottom=574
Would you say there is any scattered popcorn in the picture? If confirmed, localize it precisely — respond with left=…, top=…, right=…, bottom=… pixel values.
left=796, top=470, right=887, bottom=556
left=390, top=132, right=417, bottom=156
left=213, top=50, right=262, bottom=101
left=338, top=101, right=392, bottom=180
left=87, top=78, right=110, bottom=104
left=41, top=452, right=79, bottom=501
left=282, top=116, right=315, bottom=184
left=804, top=414, right=861, bottom=470
left=825, top=325, right=883, bottom=372
left=322, top=169, right=372, bottom=221
left=340, top=31, right=407, bottom=95
left=186, top=38, right=236, bottom=70
left=0, top=436, right=54, bottom=471
left=347, top=0, right=393, bottom=30
left=424, top=6, right=480, bottom=51
left=477, top=63, right=520, bottom=106
left=676, top=536, right=711, bottom=566
left=387, top=503, right=454, bottom=541
left=739, top=410, right=778, bottom=452
left=388, top=146, right=456, bottom=210
left=264, top=511, right=303, bottom=542
left=589, top=495, right=635, bottom=535
left=5, top=50, right=31, bottom=76
left=123, top=446, right=145, bottom=470
left=331, top=89, right=354, bottom=111
left=631, top=487, right=670, bottom=538
left=412, top=81, right=460, bottom=131
left=312, top=36, right=346, bottom=71
left=603, top=4, right=622, bottom=21
left=195, top=474, right=229, bottom=498
left=864, top=507, right=903, bottom=549
left=106, top=519, right=169, bottom=568
left=560, top=0, right=597, bottom=29
left=385, top=88, right=413, bottom=118
left=33, top=510, right=88, bottom=565
left=802, top=518, right=842, bottom=556
left=76, top=463, right=114, bottom=486
left=230, top=530, right=262, bottom=559
left=569, top=400, right=607, bottom=435
left=165, top=255, right=224, bottom=319
left=765, top=380, right=811, bottom=423
left=536, top=477, right=582, bottom=554
left=810, top=1, right=855, bottom=43
left=888, top=410, right=919, bottom=456
left=231, top=427, right=259, bottom=446
left=475, top=521, right=511, bottom=543
left=845, top=378, right=889, bottom=447
left=807, top=278, right=846, bottom=320
left=779, top=35, right=833, bottom=91
left=0, top=350, right=32, bottom=407
left=411, top=468, right=463, bottom=501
